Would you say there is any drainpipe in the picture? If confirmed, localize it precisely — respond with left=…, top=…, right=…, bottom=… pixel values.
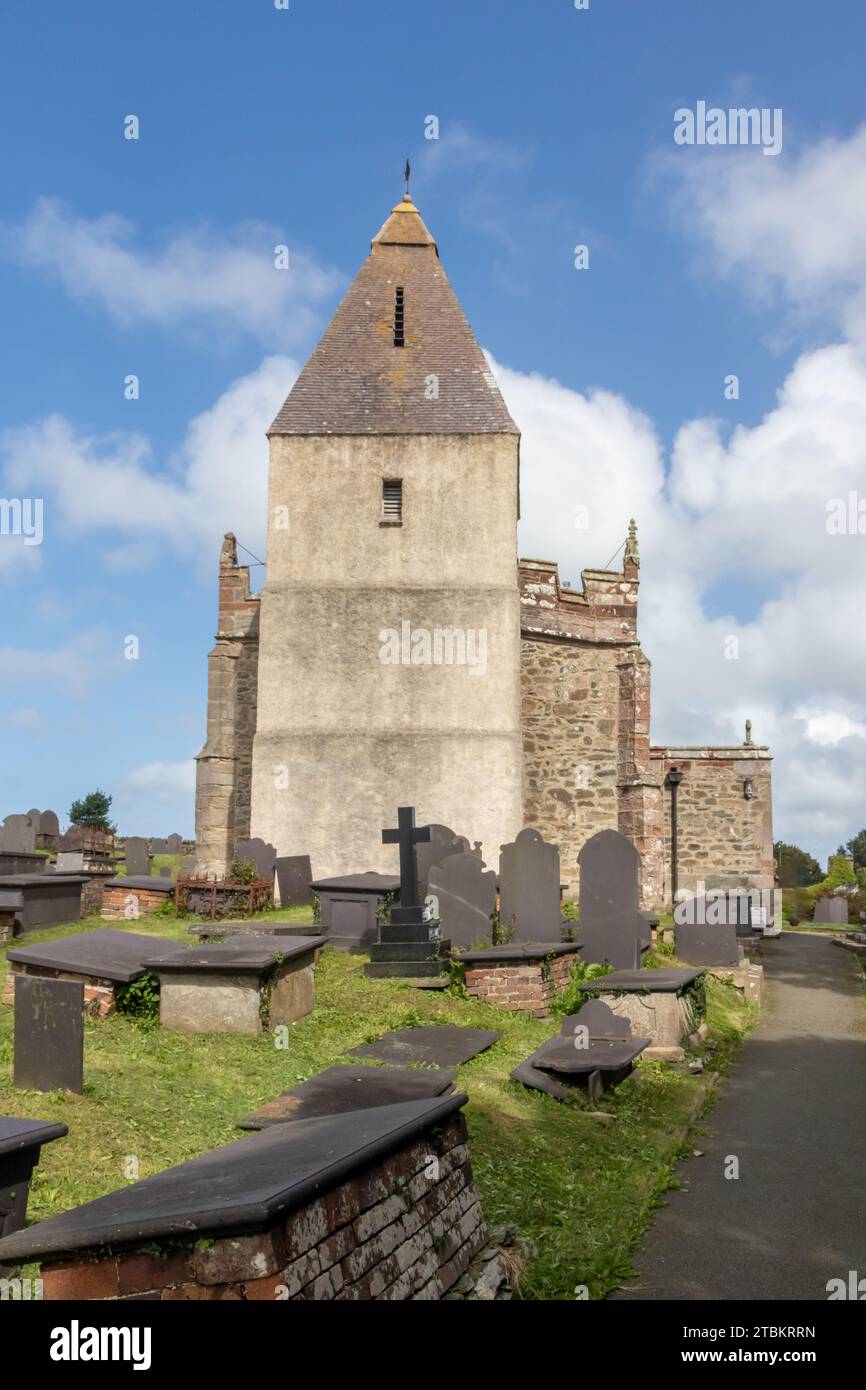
left=666, top=768, right=683, bottom=907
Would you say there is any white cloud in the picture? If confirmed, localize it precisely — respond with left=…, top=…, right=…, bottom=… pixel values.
left=1, top=198, right=343, bottom=345
left=113, top=760, right=197, bottom=837
left=0, top=629, right=113, bottom=699
left=1, top=355, right=297, bottom=569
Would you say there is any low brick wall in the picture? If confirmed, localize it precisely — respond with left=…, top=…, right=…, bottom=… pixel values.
left=101, top=884, right=173, bottom=920
left=39, top=1112, right=489, bottom=1301
left=81, top=875, right=111, bottom=917
left=465, top=950, right=575, bottom=1016
left=3, top=963, right=115, bottom=1018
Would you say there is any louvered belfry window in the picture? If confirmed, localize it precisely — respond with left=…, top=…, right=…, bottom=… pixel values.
left=393, top=286, right=405, bottom=347
left=382, top=478, right=403, bottom=522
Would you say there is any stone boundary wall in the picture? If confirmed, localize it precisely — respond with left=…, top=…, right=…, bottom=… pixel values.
left=464, top=951, right=575, bottom=1015
left=38, top=1113, right=491, bottom=1301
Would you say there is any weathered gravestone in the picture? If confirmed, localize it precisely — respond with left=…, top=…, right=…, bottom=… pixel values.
left=236, top=1064, right=457, bottom=1130
left=166, top=834, right=183, bottom=854
left=37, top=810, right=60, bottom=850
left=415, top=824, right=464, bottom=902
left=578, top=829, right=649, bottom=970
left=0, top=814, right=36, bottom=855
left=0, top=1118, right=68, bottom=1258
left=124, top=836, right=150, bottom=877
left=275, top=854, right=314, bottom=907
left=235, top=838, right=276, bottom=882
left=159, top=866, right=172, bottom=878
left=498, top=828, right=562, bottom=943
left=674, top=894, right=740, bottom=966
left=428, top=852, right=496, bottom=948
left=55, top=851, right=85, bottom=873
left=150, top=837, right=167, bottom=854
left=14, top=976, right=84, bottom=1093
left=814, top=896, right=848, bottom=926
left=512, top=998, right=652, bottom=1104
left=365, top=807, right=448, bottom=978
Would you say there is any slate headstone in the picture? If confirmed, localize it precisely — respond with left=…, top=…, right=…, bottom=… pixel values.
left=414, top=824, right=463, bottom=902
left=428, top=852, right=496, bottom=948
left=235, top=838, right=276, bottom=882
left=124, top=836, right=150, bottom=877
left=275, top=854, right=314, bottom=907
left=814, top=896, right=848, bottom=926
left=498, top=827, right=562, bottom=943
left=349, top=1025, right=500, bottom=1067
left=236, top=1065, right=456, bottom=1130
left=14, top=976, right=84, bottom=1093
left=1, top=814, right=36, bottom=855
left=166, top=834, right=183, bottom=854
left=674, top=894, right=740, bottom=964
left=578, top=829, right=647, bottom=970
left=55, top=851, right=85, bottom=873
left=150, top=838, right=167, bottom=854
left=39, top=810, right=60, bottom=844
left=26, top=810, right=42, bottom=833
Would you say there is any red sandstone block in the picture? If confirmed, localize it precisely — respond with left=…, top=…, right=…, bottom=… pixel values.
left=279, top=1247, right=322, bottom=1298
left=314, top=1224, right=356, bottom=1271
left=243, top=1273, right=285, bottom=1301
left=353, top=1193, right=407, bottom=1243
left=193, top=1229, right=285, bottom=1285
left=117, top=1248, right=192, bottom=1296
left=323, top=1180, right=358, bottom=1232
left=42, top=1257, right=119, bottom=1301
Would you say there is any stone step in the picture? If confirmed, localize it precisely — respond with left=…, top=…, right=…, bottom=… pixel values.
left=364, top=959, right=449, bottom=979
left=370, top=941, right=450, bottom=963
left=377, top=923, right=444, bottom=944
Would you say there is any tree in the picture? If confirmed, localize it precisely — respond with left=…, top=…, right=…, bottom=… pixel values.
left=68, top=790, right=114, bottom=832
left=774, top=841, right=822, bottom=888
left=844, top=828, right=866, bottom=871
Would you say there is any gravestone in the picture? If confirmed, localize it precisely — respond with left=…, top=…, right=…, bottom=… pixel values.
left=0, top=1118, right=69, bottom=1250
left=235, top=838, right=276, bottom=882
left=365, top=806, right=448, bottom=978
left=26, top=810, right=42, bottom=832
left=159, top=866, right=172, bottom=878
left=38, top=810, right=60, bottom=849
left=150, top=838, right=167, bottom=854
left=350, top=1025, right=500, bottom=1067
left=578, top=829, right=648, bottom=970
left=512, top=998, right=651, bottom=1104
left=0, top=814, right=36, bottom=855
left=124, top=836, right=150, bottom=877
left=415, top=824, right=463, bottom=901
left=428, top=852, right=496, bottom=948
left=498, top=828, right=562, bottom=943
left=166, top=833, right=183, bottom=854
left=674, top=894, right=739, bottom=965
left=814, top=896, right=848, bottom=926
left=14, top=976, right=84, bottom=1093
left=275, top=854, right=314, bottom=907
left=55, top=851, right=85, bottom=873
left=311, top=872, right=399, bottom=952
left=237, top=1065, right=456, bottom=1130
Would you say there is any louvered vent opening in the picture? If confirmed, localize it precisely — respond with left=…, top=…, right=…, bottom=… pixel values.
left=393, top=287, right=405, bottom=347
left=382, top=478, right=403, bottom=522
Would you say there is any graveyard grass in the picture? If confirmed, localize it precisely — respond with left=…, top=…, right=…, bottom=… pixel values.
left=0, top=912, right=756, bottom=1301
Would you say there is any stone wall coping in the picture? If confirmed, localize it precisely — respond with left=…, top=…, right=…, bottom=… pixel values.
left=0, top=1092, right=469, bottom=1263
left=457, top=942, right=582, bottom=964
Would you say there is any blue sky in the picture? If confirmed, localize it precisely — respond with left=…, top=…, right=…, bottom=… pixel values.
left=2, top=1, right=866, bottom=860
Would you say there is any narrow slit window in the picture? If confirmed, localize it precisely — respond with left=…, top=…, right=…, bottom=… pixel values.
left=393, top=286, right=405, bottom=347
left=382, top=478, right=403, bottom=522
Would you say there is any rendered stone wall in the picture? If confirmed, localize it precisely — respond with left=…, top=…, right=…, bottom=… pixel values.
left=39, top=1113, right=490, bottom=1301
left=651, top=748, right=774, bottom=900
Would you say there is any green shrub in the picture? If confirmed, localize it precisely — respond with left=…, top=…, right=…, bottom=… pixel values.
left=114, top=971, right=160, bottom=1026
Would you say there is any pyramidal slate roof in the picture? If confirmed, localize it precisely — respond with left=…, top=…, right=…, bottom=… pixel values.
left=269, top=195, right=519, bottom=437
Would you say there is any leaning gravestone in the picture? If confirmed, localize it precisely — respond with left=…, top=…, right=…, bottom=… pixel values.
left=14, top=976, right=84, bottom=1093
left=0, top=814, right=37, bottom=855
left=578, top=829, right=648, bottom=971
left=814, top=896, right=848, bottom=926
left=428, top=852, right=496, bottom=948
left=415, top=824, right=463, bottom=902
left=124, top=836, right=150, bottom=877
left=498, top=828, right=562, bottom=943
left=275, top=855, right=313, bottom=907
left=235, top=838, right=276, bottom=882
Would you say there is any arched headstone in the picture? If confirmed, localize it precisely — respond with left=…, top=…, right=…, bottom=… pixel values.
left=498, top=828, right=561, bottom=943
left=428, top=853, right=496, bottom=948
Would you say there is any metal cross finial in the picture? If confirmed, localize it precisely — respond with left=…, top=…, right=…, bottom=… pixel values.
left=404, top=158, right=411, bottom=197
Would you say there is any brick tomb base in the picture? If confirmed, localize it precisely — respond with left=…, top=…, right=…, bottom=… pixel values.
left=0, top=1096, right=505, bottom=1301
left=101, top=877, right=175, bottom=920
left=459, top=943, right=581, bottom=1016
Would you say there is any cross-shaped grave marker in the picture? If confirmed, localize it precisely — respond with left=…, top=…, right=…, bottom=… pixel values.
left=382, top=806, right=431, bottom=911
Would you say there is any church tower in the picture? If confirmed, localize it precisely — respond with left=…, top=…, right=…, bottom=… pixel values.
left=247, top=189, right=524, bottom=877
